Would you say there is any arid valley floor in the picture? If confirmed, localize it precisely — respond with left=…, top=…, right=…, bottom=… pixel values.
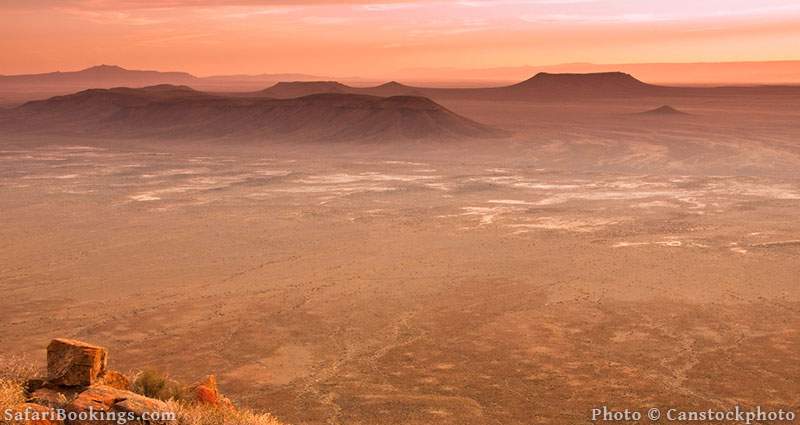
left=2, top=96, right=800, bottom=424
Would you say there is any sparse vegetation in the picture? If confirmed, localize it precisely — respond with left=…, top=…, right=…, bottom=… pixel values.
left=131, top=369, right=187, bottom=402
left=0, top=355, right=286, bottom=425
left=0, top=379, right=25, bottom=418
left=0, top=355, right=40, bottom=383
left=166, top=401, right=286, bottom=425
left=0, top=355, right=37, bottom=424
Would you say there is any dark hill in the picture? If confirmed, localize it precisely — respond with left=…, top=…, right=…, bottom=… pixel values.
left=362, top=81, right=424, bottom=97
left=509, top=72, right=657, bottom=95
left=259, top=81, right=351, bottom=98
left=638, top=105, right=689, bottom=115
left=257, top=81, right=423, bottom=99
left=1, top=85, right=506, bottom=142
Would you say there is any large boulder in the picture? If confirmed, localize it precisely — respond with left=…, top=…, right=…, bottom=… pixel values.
left=67, top=385, right=172, bottom=425
left=47, top=339, right=107, bottom=387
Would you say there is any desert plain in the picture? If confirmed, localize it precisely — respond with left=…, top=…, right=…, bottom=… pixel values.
left=2, top=93, right=800, bottom=424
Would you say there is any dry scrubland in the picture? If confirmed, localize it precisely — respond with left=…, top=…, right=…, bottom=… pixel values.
left=0, top=351, right=285, bottom=425
left=2, top=94, right=800, bottom=424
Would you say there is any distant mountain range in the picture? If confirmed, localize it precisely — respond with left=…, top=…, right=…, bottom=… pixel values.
left=3, top=70, right=800, bottom=143
left=4, top=63, right=800, bottom=107
left=0, top=65, right=327, bottom=104
left=0, top=65, right=325, bottom=89
left=252, top=72, right=800, bottom=101
left=0, top=85, right=505, bottom=142
left=3, top=65, right=800, bottom=108
left=254, top=72, right=657, bottom=100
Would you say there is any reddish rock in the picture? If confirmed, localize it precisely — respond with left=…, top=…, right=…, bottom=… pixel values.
left=191, top=374, right=234, bottom=409
left=97, top=370, right=130, bottom=391
left=47, top=339, right=107, bottom=387
left=113, top=396, right=173, bottom=423
left=68, top=385, right=172, bottom=425
left=67, top=385, right=117, bottom=414
left=193, top=375, right=220, bottom=405
left=27, top=387, right=71, bottom=408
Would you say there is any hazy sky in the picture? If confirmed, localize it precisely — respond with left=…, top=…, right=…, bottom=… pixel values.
left=1, top=0, right=799, bottom=77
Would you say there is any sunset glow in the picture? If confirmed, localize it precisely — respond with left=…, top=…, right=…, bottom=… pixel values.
left=1, top=0, right=800, bottom=80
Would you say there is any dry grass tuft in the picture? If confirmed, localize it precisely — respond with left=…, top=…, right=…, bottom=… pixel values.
left=165, top=401, right=286, bottom=425
left=0, top=356, right=31, bottom=424
left=0, top=355, right=40, bottom=383
left=132, top=370, right=288, bottom=424
left=0, top=357, right=288, bottom=425
left=131, top=369, right=187, bottom=402
left=0, top=378, right=26, bottom=415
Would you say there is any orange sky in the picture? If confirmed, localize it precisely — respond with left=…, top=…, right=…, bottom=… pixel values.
left=1, top=0, right=800, bottom=79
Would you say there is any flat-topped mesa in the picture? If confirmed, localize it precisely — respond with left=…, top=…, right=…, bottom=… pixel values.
left=261, top=81, right=350, bottom=98
left=512, top=71, right=654, bottom=92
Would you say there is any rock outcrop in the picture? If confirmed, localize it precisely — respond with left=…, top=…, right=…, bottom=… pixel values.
left=12, top=338, right=233, bottom=424
left=95, top=371, right=130, bottom=391
left=66, top=385, right=170, bottom=425
left=46, top=339, right=107, bottom=387
left=190, top=374, right=234, bottom=408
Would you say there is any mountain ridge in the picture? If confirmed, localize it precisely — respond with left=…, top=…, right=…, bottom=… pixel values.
left=246, top=72, right=800, bottom=101
left=4, top=65, right=800, bottom=107
left=1, top=85, right=506, bottom=142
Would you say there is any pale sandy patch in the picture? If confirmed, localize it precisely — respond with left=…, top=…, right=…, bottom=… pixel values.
left=613, top=242, right=651, bottom=248
left=488, top=199, right=534, bottom=205
left=140, top=168, right=207, bottom=178
left=383, top=160, right=428, bottom=166
left=460, top=206, right=521, bottom=225
left=271, top=185, right=396, bottom=194
left=635, top=201, right=677, bottom=208
left=297, top=173, right=438, bottom=184
left=130, top=193, right=161, bottom=202
left=509, top=217, right=621, bottom=233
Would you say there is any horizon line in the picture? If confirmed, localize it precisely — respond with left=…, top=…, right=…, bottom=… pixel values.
left=2, top=59, right=800, bottom=81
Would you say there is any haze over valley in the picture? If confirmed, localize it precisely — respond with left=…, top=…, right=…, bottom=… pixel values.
left=2, top=1, right=800, bottom=424
left=3, top=67, right=800, bottom=424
